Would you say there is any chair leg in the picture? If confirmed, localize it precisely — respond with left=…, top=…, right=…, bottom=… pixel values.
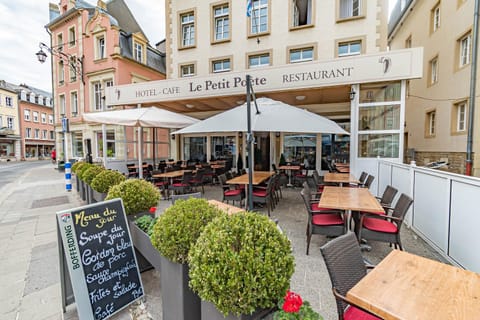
left=306, top=231, right=312, bottom=255
left=397, top=236, right=403, bottom=251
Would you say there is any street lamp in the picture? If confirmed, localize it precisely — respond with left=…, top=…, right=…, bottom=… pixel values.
left=36, top=42, right=84, bottom=84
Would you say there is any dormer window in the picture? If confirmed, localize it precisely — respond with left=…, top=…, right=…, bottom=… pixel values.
left=134, top=42, right=144, bottom=63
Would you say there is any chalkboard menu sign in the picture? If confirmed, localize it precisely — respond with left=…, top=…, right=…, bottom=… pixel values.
left=57, top=198, right=144, bottom=320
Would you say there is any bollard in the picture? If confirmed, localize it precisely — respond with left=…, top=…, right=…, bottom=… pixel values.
left=65, top=162, right=72, bottom=192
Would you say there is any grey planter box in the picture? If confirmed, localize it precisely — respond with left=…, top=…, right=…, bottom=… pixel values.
left=92, top=190, right=107, bottom=203
left=75, top=175, right=79, bottom=192
left=128, top=220, right=162, bottom=271
left=160, top=256, right=201, bottom=320
left=201, top=301, right=273, bottom=320
left=79, top=180, right=86, bottom=201
left=86, top=184, right=94, bottom=204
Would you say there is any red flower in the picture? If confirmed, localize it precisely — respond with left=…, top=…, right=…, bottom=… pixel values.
left=149, top=207, right=157, bottom=213
left=282, top=290, right=303, bottom=313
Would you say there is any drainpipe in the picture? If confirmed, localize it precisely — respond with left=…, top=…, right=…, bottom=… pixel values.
left=466, top=0, right=480, bottom=175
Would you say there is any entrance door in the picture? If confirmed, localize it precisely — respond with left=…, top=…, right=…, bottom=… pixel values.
left=254, top=133, right=270, bottom=171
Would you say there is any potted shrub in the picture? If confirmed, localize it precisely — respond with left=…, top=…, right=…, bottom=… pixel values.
left=129, top=209, right=163, bottom=271
left=76, top=162, right=94, bottom=201
left=189, top=212, right=294, bottom=320
left=90, top=169, right=126, bottom=202
left=150, top=198, right=225, bottom=320
left=105, top=178, right=160, bottom=218
left=82, top=165, right=105, bottom=203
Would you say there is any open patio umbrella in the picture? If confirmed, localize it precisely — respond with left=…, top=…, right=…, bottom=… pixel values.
left=172, top=97, right=349, bottom=135
left=83, top=106, right=198, bottom=177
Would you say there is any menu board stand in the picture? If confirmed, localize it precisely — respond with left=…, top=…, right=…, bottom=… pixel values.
left=56, top=199, right=144, bottom=320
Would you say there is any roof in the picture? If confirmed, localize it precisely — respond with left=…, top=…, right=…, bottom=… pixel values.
left=119, top=32, right=166, bottom=73
left=0, top=80, right=52, bottom=99
left=106, top=0, right=145, bottom=38
left=388, top=0, right=415, bottom=38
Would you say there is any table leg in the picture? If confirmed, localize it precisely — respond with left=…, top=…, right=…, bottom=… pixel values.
left=286, top=170, right=293, bottom=187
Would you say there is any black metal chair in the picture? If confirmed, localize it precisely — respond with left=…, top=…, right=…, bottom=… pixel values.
left=320, top=232, right=381, bottom=320
left=169, top=171, right=193, bottom=195
left=252, top=176, right=275, bottom=216
left=188, top=169, right=205, bottom=194
left=218, top=174, right=244, bottom=207
left=363, top=175, right=375, bottom=189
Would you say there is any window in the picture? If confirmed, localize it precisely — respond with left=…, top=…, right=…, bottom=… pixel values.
left=70, top=56, right=77, bottom=82
left=459, top=33, right=471, bottom=67
left=180, top=64, right=195, bottom=77
left=283, top=134, right=317, bottom=168
left=41, top=113, right=47, bottom=123
left=134, top=42, right=143, bottom=62
left=338, top=40, right=361, bottom=57
left=57, top=33, right=63, bottom=51
left=34, top=129, right=40, bottom=139
left=68, top=27, right=75, bottom=46
left=48, top=115, right=54, bottom=124
left=59, top=60, right=65, bottom=85
left=213, top=4, right=230, bottom=41
left=426, top=110, right=436, bottom=137
left=212, top=58, right=231, bottom=73
left=42, top=130, right=48, bottom=139
left=292, top=0, right=312, bottom=27
left=96, top=130, right=116, bottom=158
left=339, top=0, right=361, bottom=19
left=33, top=111, right=39, bottom=123
left=71, top=91, right=78, bottom=115
left=181, top=12, right=195, bottom=47
left=429, top=57, right=439, bottom=85
left=5, top=96, right=12, bottom=106
left=59, top=95, right=66, bottom=115
left=7, top=117, right=14, bottom=129
left=97, top=36, right=106, bottom=59
left=453, top=101, right=467, bottom=132
left=250, top=0, right=269, bottom=34
left=50, top=131, right=55, bottom=140
left=26, top=128, right=31, bottom=138
left=24, top=110, right=31, bottom=121
left=248, top=53, right=270, bottom=68
left=431, top=3, right=440, bottom=32
left=93, top=82, right=103, bottom=111
left=183, top=137, right=207, bottom=162
left=289, top=47, right=313, bottom=63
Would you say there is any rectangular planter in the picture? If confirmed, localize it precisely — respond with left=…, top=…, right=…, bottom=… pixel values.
left=86, top=184, right=94, bottom=204
left=79, top=180, right=86, bottom=201
left=92, top=190, right=107, bottom=203
left=128, top=220, right=162, bottom=271
left=160, top=255, right=201, bottom=320
left=75, top=174, right=80, bottom=192
left=201, top=301, right=273, bottom=320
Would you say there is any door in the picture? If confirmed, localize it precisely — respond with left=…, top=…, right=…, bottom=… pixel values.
left=254, top=133, right=270, bottom=171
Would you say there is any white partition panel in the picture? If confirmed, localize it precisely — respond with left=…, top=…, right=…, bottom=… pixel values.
left=391, top=165, right=413, bottom=224
left=449, top=181, right=480, bottom=272
left=378, top=163, right=392, bottom=198
left=412, top=172, right=450, bottom=253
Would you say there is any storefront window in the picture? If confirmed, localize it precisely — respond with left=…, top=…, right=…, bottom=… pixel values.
left=283, top=134, right=316, bottom=169
left=359, top=82, right=401, bottom=103
left=211, top=136, right=236, bottom=163
left=183, top=137, right=207, bottom=162
left=358, top=133, right=399, bottom=158
left=358, top=105, right=400, bottom=131
left=72, top=131, right=83, bottom=158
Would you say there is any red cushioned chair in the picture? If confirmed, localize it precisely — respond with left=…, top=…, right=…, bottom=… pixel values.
left=300, top=187, right=345, bottom=255
left=358, top=193, right=413, bottom=250
left=218, top=173, right=244, bottom=207
left=251, top=176, right=276, bottom=216
left=169, top=171, right=193, bottom=195
left=320, top=232, right=381, bottom=320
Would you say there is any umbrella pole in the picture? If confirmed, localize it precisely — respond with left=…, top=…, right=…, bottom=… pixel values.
left=246, top=75, right=254, bottom=211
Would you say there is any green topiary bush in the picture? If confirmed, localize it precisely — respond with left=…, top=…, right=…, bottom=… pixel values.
left=105, top=178, right=160, bottom=215
left=71, top=161, right=85, bottom=174
left=90, top=170, right=126, bottom=193
left=76, top=163, right=94, bottom=180
left=150, top=198, right=224, bottom=264
left=189, top=212, right=295, bottom=316
left=82, top=165, right=105, bottom=185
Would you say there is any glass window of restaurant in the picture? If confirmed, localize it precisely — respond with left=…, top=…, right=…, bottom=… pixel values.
left=283, top=134, right=317, bottom=169
left=211, top=135, right=236, bottom=164
left=183, top=137, right=207, bottom=163
left=96, top=130, right=116, bottom=158
left=358, top=82, right=401, bottom=158
left=72, top=131, right=83, bottom=158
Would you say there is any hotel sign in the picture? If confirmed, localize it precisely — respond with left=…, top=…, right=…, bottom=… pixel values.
left=105, top=48, right=423, bottom=106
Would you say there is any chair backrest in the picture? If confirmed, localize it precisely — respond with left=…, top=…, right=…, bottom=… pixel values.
left=182, top=171, right=193, bottom=183
left=358, top=171, right=368, bottom=185
left=218, top=173, right=228, bottom=190
left=379, top=185, right=398, bottom=207
left=171, top=192, right=202, bottom=204
left=391, top=193, right=414, bottom=228
left=272, top=163, right=278, bottom=173
left=225, top=171, right=234, bottom=180
left=320, top=232, right=368, bottom=318
left=194, top=168, right=205, bottom=180
left=300, top=186, right=313, bottom=212
left=363, top=175, right=375, bottom=189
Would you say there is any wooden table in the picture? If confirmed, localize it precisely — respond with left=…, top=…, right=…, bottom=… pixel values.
left=347, top=250, right=480, bottom=320
left=207, top=200, right=245, bottom=215
left=152, top=170, right=193, bottom=179
left=324, top=172, right=359, bottom=186
left=278, top=165, right=301, bottom=187
left=319, top=186, right=383, bottom=230
left=226, top=171, right=275, bottom=209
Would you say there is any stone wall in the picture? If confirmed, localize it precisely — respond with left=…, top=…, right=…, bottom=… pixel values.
left=412, top=151, right=472, bottom=174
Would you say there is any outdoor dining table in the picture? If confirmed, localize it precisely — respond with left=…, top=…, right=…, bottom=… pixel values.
left=318, top=186, right=383, bottom=230
left=226, top=171, right=275, bottom=209
left=324, top=172, right=359, bottom=186
left=208, top=199, right=246, bottom=215
left=278, top=165, right=301, bottom=187
left=346, top=250, right=480, bottom=320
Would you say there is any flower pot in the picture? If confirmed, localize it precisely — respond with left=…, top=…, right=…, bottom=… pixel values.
left=92, top=189, right=107, bottom=203
left=160, top=256, right=201, bottom=320
left=201, top=301, right=273, bottom=320
left=75, top=174, right=80, bottom=192
left=79, top=179, right=86, bottom=201
left=86, top=184, right=94, bottom=204
left=128, top=220, right=161, bottom=271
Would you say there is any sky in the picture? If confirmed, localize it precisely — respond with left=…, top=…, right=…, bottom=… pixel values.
left=0, top=0, right=166, bottom=93
left=0, top=0, right=396, bottom=94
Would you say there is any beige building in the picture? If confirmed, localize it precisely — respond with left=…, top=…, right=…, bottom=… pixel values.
left=0, top=81, right=21, bottom=159
left=388, top=0, right=479, bottom=175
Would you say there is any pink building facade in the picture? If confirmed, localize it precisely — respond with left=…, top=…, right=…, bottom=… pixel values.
left=46, top=0, right=166, bottom=163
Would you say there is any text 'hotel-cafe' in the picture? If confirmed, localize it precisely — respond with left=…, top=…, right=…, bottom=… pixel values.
left=105, top=47, right=422, bottom=184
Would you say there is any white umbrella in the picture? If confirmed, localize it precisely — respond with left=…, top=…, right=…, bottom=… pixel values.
left=83, top=106, right=198, bottom=177
left=172, top=98, right=349, bottom=135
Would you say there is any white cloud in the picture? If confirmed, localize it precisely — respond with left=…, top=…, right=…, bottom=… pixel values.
left=0, top=0, right=165, bottom=92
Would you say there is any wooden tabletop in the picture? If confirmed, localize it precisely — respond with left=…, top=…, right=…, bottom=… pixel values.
left=207, top=200, right=245, bottom=215
left=347, top=250, right=480, bottom=320
left=319, top=186, right=383, bottom=213
left=278, top=165, right=301, bottom=170
left=226, top=171, right=274, bottom=185
left=152, top=170, right=192, bottom=179
left=335, top=166, right=350, bottom=173
left=324, top=172, right=359, bottom=184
